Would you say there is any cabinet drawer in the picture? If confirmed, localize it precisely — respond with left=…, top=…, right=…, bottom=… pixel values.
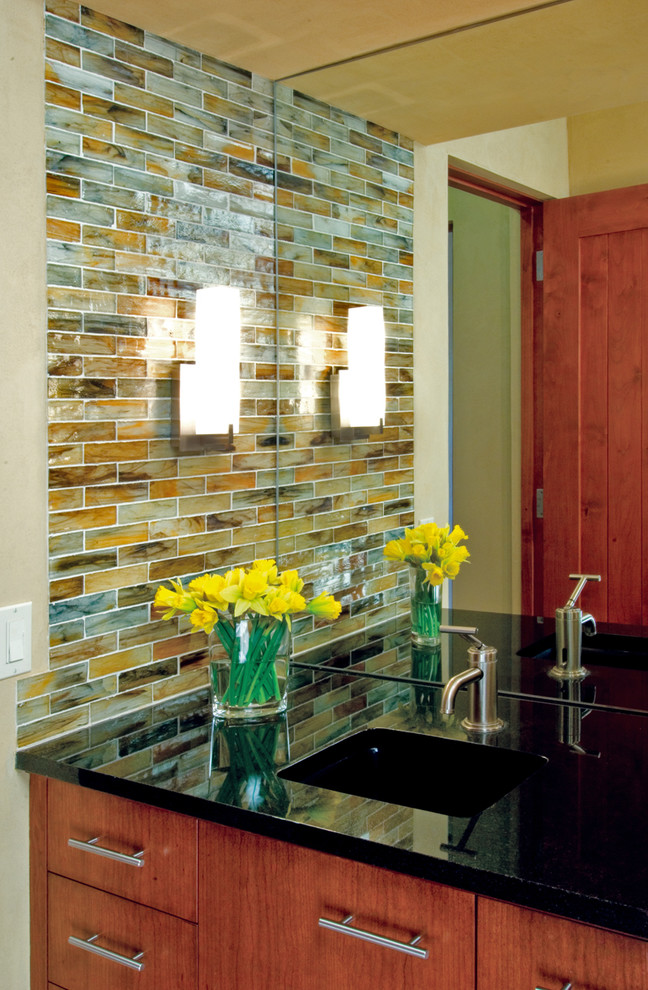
left=199, top=822, right=475, bottom=990
left=478, top=898, right=648, bottom=990
left=48, top=779, right=197, bottom=920
left=48, top=874, right=197, bottom=990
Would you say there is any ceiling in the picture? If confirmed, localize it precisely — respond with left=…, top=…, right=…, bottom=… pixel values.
left=90, top=0, right=648, bottom=144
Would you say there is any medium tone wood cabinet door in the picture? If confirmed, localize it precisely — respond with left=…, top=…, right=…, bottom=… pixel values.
left=477, top=897, right=648, bottom=990
left=542, top=183, right=648, bottom=624
left=47, top=778, right=197, bottom=921
left=199, top=821, right=475, bottom=990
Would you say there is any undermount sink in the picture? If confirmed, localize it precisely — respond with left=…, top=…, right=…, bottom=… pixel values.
left=278, top=727, right=547, bottom=818
left=518, top=632, right=648, bottom=670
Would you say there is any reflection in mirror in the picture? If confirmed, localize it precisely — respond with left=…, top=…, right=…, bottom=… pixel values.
left=273, top=82, right=415, bottom=652
left=449, top=186, right=521, bottom=615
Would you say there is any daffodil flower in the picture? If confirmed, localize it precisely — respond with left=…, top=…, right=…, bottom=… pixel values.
left=153, top=580, right=195, bottom=618
left=188, top=573, right=229, bottom=609
left=422, top=562, right=444, bottom=586
left=251, top=558, right=278, bottom=584
left=189, top=604, right=219, bottom=634
left=220, top=568, right=270, bottom=617
left=306, top=592, right=342, bottom=621
left=279, top=569, right=304, bottom=594
left=384, top=539, right=407, bottom=561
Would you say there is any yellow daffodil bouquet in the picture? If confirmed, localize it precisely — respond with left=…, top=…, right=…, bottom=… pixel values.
left=154, top=560, right=341, bottom=716
left=384, top=523, right=469, bottom=644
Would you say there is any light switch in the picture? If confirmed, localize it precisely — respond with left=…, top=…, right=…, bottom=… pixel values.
left=0, top=602, right=32, bottom=678
left=8, top=618, right=25, bottom=662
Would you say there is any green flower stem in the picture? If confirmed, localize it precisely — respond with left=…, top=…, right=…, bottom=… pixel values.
left=213, top=723, right=289, bottom=815
left=214, top=615, right=288, bottom=708
left=409, top=565, right=442, bottom=643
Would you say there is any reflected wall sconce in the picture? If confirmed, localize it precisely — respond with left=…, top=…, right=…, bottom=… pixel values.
left=177, top=286, right=241, bottom=451
left=330, top=305, right=386, bottom=441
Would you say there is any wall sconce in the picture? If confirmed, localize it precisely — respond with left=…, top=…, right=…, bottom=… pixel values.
left=178, top=286, right=241, bottom=450
left=331, top=305, right=386, bottom=441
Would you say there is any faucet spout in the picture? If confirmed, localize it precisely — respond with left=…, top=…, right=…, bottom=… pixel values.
left=441, top=667, right=483, bottom=716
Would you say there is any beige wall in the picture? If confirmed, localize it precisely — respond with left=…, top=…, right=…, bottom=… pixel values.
left=449, top=188, right=521, bottom=614
left=413, top=118, right=570, bottom=603
left=568, top=101, right=648, bottom=195
left=0, top=0, right=48, bottom=984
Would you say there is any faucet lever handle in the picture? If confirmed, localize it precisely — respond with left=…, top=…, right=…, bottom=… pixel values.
left=439, top=624, right=485, bottom=649
left=564, top=573, right=601, bottom=609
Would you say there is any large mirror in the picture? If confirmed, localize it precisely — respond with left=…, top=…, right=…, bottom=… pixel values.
left=273, top=0, right=648, bottom=635
left=39, top=0, right=648, bottom=728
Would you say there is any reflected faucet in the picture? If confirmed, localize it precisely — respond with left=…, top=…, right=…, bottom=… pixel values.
left=440, top=625, right=503, bottom=733
left=549, top=573, right=601, bottom=681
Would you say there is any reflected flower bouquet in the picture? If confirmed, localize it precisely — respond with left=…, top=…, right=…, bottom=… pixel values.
left=384, top=523, right=470, bottom=585
left=385, top=523, right=470, bottom=645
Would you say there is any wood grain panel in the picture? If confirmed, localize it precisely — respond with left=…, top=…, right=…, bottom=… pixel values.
left=579, top=232, right=609, bottom=620
left=607, top=228, right=644, bottom=624
left=48, top=874, right=197, bottom=990
left=543, top=184, right=648, bottom=621
left=30, top=775, right=48, bottom=990
left=48, top=779, right=197, bottom=921
left=477, top=897, right=648, bottom=990
left=543, top=195, right=581, bottom=612
left=199, top=821, right=475, bottom=990
left=642, top=228, right=648, bottom=628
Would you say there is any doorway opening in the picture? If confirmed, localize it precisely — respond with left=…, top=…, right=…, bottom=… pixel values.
left=448, top=167, right=542, bottom=615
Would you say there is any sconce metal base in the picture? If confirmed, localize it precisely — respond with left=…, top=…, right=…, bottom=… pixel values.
left=175, top=423, right=235, bottom=453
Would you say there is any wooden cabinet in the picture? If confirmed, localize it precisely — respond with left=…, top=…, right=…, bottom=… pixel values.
left=48, top=875, right=196, bottom=990
left=198, top=821, right=475, bottom=990
left=35, top=778, right=198, bottom=990
left=477, top=898, right=648, bottom=990
left=48, top=778, right=197, bottom=920
left=33, top=775, right=648, bottom=990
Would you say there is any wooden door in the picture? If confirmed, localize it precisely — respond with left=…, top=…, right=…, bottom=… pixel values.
left=542, top=183, right=648, bottom=623
left=199, top=821, right=475, bottom=990
left=477, top=898, right=648, bottom=990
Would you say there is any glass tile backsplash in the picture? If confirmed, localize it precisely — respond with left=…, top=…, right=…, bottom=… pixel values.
left=17, top=0, right=414, bottom=747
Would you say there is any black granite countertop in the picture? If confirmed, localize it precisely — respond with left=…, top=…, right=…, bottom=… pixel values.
left=16, top=612, right=648, bottom=941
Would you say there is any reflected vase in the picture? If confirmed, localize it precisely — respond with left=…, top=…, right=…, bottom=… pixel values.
left=409, top=564, right=442, bottom=646
left=411, top=642, right=442, bottom=710
left=209, top=718, right=290, bottom=817
left=209, top=615, right=291, bottom=722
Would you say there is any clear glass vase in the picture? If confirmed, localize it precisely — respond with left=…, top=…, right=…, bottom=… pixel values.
left=209, top=614, right=291, bottom=722
left=408, top=564, right=442, bottom=646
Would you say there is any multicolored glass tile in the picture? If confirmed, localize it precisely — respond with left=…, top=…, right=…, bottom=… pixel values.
left=18, top=1, right=413, bottom=747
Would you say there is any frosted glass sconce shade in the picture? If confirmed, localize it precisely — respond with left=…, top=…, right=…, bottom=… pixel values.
left=179, top=286, right=241, bottom=447
left=331, top=305, right=386, bottom=440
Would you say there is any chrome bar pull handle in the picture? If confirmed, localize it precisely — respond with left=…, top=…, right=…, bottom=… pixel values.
left=535, top=983, right=572, bottom=990
left=68, top=934, right=145, bottom=971
left=318, top=914, right=428, bottom=959
left=68, top=836, right=145, bottom=868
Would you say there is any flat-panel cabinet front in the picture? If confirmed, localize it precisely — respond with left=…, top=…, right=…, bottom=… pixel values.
left=477, top=898, right=648, bottom=990
left=199, top=821, right=475, bottom=990
left=48, top=778, right=197, bottom=921
left=48, top=874, right=197, bottom=990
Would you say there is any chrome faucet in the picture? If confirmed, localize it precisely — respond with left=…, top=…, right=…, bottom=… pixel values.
left=549, top=573, right=600, bottom=681
left=440, top=625, right=503, bottom=733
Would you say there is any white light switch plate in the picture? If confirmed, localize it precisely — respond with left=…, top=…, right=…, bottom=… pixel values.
left=0, top=602, right=32, bottom=678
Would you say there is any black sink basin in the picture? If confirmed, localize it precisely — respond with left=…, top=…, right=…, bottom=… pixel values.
left=518, top=632, right=648, bottom=670
left=278, top=727, right=547, bottom=818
